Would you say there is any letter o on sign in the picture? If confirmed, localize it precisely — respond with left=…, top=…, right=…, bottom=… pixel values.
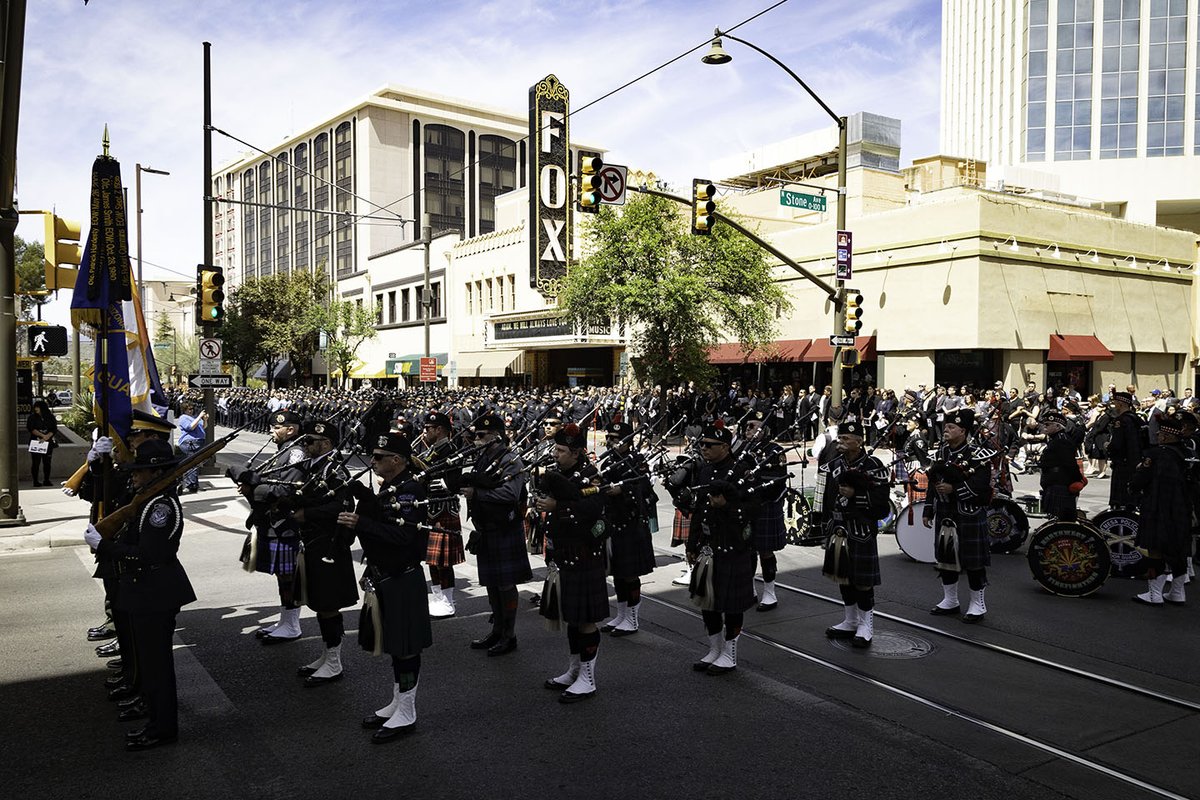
left=540, top=164, right=566, bottom=209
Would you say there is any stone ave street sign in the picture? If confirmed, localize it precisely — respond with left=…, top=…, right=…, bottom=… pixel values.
left=780, top=190, right=826, bottom=212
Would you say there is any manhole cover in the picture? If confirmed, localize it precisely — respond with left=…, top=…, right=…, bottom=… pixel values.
left=830, top=630, right=935, bottom=658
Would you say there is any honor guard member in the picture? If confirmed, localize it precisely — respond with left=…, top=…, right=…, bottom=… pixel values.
left=1038, top=410, right=1085, bottom=521
left=1105, top=391, right=1146, bottom=509
left=419, top=411, right=465, bottom=618
left=84, top=439, right=195, bottom=751
left=232, top=409, right=307, bottom=643
left=538, top=423, right=609, bottom=702
left=291, top=419, right=360, bottom=686
left=460, top=414, right=531, bottom=656
left=741, top=412, right=789, bottom=612
left=819, top=421, right=890, bottom=646
left=923, top=408, right=997, bottom=623
left=78, top=409, right=176, bottom=706
left=598, top=421, right=658, bottom=637
left=681, top=420, right=758, bottom=675
left=1129, top=408, right=1195, bottom=606
left=337, top=433, right=433, bottom=743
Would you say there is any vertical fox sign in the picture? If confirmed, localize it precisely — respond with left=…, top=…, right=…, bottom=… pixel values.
left=529, top=74, right=570, bottom=299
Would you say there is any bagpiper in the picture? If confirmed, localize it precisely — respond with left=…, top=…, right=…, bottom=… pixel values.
left=740, top=411, right=789, bottom=612
left=597, top=421, right=658, bottom=637
left=418, top=411, right=465, bottom=618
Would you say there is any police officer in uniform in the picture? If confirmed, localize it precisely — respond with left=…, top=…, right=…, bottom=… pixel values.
left=1106, top=391, right=1145, bottom=509
left=338, top=432, right=433, bottom=743
left=538, top=423, right=608, bottom=702
left=232, top=409, right=307, bottom=643
left=1038, top=410, right=1083, bottom=521
left=460, top=414, right=531, bottom=656
left=820, top=420, right=889, bottom=647
left=598, top=421, right=657, bottom=637
left=291, top=419, right=359, bottom=686
left=681, top=421, right=757, bottom=675
left=924, top=408, right=997, bottom=622
left=84, top=438, right=195, bottom=751
left=418, top=411, right=465, bottom=618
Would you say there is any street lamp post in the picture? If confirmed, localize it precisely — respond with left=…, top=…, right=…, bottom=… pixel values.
left=135, top=163, right=170, bottom=300
left=703, top=29, right=850, bottom=406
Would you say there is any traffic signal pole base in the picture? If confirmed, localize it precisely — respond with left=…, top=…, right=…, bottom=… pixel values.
left=0, top=491, right=27, bottom=527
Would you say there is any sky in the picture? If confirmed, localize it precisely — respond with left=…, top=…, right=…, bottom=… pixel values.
left=17, top=0, right=942, bottom=326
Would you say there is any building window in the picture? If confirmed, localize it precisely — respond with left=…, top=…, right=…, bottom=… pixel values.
left=243, top=170, right=256, bottom=277
left=466, top=282, right=473, bottom=314
left=1053, top=0, right=1093, bottom=161
left=508, top=274, right=516, bottom=309
left=486, top=278, right=494, bottom=311
left=1025, top=0, right=1050, bottom=161
left=374, top=293, right=383, bottom=325
left=258, top=161, right=273, bottom=274
left=388, top=291, right=396, bottom=324
left=1100, top=0, right=1140, bottom=159
left=334, top=121, right=354, bottom=276
left=479, top=135, right=517, bottom=234
left=293, top=143, right=310, bottom=271
left=275, top=153, right=290, bottom=273
left=314, top=132, right=331, bottom=270
left=401, top=288, right=411, bottom=322
left=430, top=281, right=442, bottom=318
left=424, top=124, right=465, bottom=234
left=1147, top=0, right=1186, bottom=157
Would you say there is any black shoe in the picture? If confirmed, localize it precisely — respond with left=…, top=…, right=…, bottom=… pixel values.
left=486, top=637, right=518, bottom=657
left=87, top=624, right=117, bottom=642
left=96, top=640, right=120, bottom=657
left=126, top=731, right=177, bottom=751
left=260, top=633, right=301, bottom=645
left=371, top=721, right=415, bottom=743
left=929, top=605, right=960, bottom=616
left=529, top=594, right=541, bottom=608
left=118, top=702, right=148, bottom=722
left=756, top=601, right=778, bottom=612
left=253, top=627, right=278, bottom=640
left=296, top=665, right=319, bottom=677
left=116, top=694, right=143, bottom=709
left=106, top=658, right=123, bottom=670
left=851, top=636, right=872, bottom=649
left=469, top=631, right=502, bottom=650
left=544, top=677, right=573, bottom=690
left=559, top=689, right=594, bottom=704
left=32, top=481, right=43, bottom=487
left=303, top=671, right=344, bottom=687
left=125, top=725, right=149, bottom=741
left=609, top=627, right=638, bottom=638
left=105, top=674, right=127, bottom=688
left=824, top=626, right=855, bottom=640
left=361, top=713, right=388, bottom=729
left=107, top=684, right=136, bottom=701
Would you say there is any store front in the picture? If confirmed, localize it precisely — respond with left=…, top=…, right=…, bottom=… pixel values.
left=802, top=336, right=878, bottom=390
left=1045, top=335, right=1113, bottom=395
left=709, top=340, right=811, bottom=391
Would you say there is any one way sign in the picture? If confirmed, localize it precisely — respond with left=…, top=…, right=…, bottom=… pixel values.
left=189, top=373, right=232, bottom=389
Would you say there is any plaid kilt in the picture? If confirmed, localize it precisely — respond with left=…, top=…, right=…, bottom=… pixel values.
left=607, top=520, right=657, bottom=578
left=671, top=509, right=691, bottom=547
left=374, top=567, right=433, bottom=657
left=260, top=535, right=299, bottom=576
left=693, top=548, right=758, bottom=613
left=1040, top=485, right=1077, bottom=522
left=821, top=533, right=882, bottom=587
left=933, top=507, right=991, bottom=571
left=752, top=500, right=787, bottom=553
left=474, top=523, right=533, bottom=588
left=540, top=564, right=609, bottom=625
left=425, top=513, right=465, bottom=567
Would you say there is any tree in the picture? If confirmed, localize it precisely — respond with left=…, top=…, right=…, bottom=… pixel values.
left=232, top=269, right=330, bottom=387
left=318, top=299, right=378, bottom=388
left=220, top=292, right=269, bottom=386
left=14, top=234, right=49, bottom=320
left=557, top=192, right=789, bottom=388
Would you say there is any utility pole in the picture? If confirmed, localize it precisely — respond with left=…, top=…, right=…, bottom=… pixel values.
left=0, top=0, right=28, bottom=526
left=200, top=42, right=216, bottom=457
left=422, top=213, right=431, bottom=359
left=829, top=118, right=849, bottom=406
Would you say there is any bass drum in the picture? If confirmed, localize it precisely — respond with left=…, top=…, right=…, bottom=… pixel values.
left=1026, top=520, right=1111, bottom=597
left=987, top=497, right=1030, bottom=554
left=1090, top=508, right=1143, bottom=579
left=894, top=500, right=935, bottom=564
left=878, top=497, right=899, bottom=534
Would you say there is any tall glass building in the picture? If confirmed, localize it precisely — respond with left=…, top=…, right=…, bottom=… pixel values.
left=941, top=0, right=1200, bottom=232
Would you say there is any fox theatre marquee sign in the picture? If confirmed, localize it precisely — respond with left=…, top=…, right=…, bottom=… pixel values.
left=529, top=74, right=570, bottom=299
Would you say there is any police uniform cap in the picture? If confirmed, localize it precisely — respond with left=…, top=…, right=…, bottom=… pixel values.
left=121, top=438, right=183, bottom=470
left=1041, top=410, right=1067, bottom=427
left=1111, top=391, right=1134, bottom=406
left=544, top=408, right=564, bottom=424
left=130, top=408, right=175, bottom=433
left=424, top=411, right=453, bottom=430
left=838, top=420, right=865, bottom=438
left=472, top=414, right=505, bottom=434
left=302, top=419, right=335, bottom=439
left=553, top=423, right=587, bottom=449
left=272, top=410, right=302, bottom=427
left=606, top=421, right=633, bottom=437
left=945, top=408, right=976, bottom=432
left=374, top=432, right=412, bottom=458
left=698, top=423, right=733, bottom=446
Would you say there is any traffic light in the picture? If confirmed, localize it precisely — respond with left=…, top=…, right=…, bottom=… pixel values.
left=197, top=265, right=225, bottom=325
left=43, top=212, right=83, bottom=291
left=844, top=290, right=864, bottom=333
left=577, top=152, right=603, bottom=213
left=841, top=348, right=861, bottom=368
left=692, top=179, right=716, bottom=235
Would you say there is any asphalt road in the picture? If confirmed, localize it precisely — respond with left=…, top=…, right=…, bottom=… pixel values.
left=1, top=429, right=1196, bottom=800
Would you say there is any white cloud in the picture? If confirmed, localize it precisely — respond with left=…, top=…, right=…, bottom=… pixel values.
left=19, top=0, right=941, bottom=328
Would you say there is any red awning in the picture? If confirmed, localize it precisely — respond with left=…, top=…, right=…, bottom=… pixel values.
left=1047, top=334, right=1113, bottom=362
left=708, top=339, right=811, bottom=364
left=802, top=335, right=877, bottom=363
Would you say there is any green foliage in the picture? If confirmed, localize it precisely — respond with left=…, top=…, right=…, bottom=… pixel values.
left=14, top=235, right=49, bottom=320
left=61, top=390, right=96, bottom=438
left=316, top=298, right=379, bottom=388
left=220, top=294, right=269, bottom=386
left=558, top=192, right=788, bottom=388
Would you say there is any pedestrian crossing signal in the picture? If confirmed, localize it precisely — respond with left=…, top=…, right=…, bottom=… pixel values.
left=692, top=179, right=716, bottom=235
left=27, top=325, right=69, bottom=357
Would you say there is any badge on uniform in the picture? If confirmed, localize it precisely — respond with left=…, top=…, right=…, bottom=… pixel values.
left=378, top=435, right=389, bottom=448
left=150, top=505, right=171, bottom=527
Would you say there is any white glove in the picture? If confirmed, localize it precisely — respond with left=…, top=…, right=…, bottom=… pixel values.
left=89, top=436, right=114, bottom=462
left=84, top=524, right=102, bottom=549
left=429, top=478, right=449, bottom=494
left=62, top=485, right=76, bottom=497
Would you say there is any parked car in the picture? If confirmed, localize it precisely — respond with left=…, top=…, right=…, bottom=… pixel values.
left=52, top=390, right=72, bottom=407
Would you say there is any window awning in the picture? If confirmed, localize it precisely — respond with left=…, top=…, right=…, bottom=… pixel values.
left=708, top=339, right=812, bottom=364
left=802, top=336, right=877, bottom=363
left=386, top=353, right=449, bottom=376
left=1047, top=335, right=1113, bottom=361
left=457, top=350, right=524, bottom=378
left=252, top=361, right=294, bottom=380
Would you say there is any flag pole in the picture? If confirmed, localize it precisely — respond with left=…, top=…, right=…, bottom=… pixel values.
left=98, top=126, right=113, bottom=518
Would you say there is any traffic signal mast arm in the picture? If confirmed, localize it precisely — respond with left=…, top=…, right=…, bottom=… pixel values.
left=629, top=185, right=839, bottom=305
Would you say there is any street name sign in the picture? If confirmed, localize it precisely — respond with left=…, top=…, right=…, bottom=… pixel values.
left=780, top=190, right=826, bottom=212
left=830, top=334, right=856, bottom=347
left=189, top=373, right=232, bottom=389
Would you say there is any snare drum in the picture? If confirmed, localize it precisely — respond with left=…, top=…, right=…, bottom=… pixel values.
left=1026, top=519, right=1111, bottom=597
left=1090, top=508, right=1143, bottom=579
left=895, top=500, right=936, bottom=563
left=987, top=497, right=1030, bottom=554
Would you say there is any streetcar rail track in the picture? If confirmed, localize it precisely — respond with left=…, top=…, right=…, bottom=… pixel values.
left=640, top=590, right=1196, bottom=800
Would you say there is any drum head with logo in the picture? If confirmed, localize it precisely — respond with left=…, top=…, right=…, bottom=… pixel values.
left=895, top=500, right=936, bottom=563
left=784, top=488, right=823, bottom=546
left=1090, top=509, right=1143, bottom=579
left=1026, top=520, right=1111, bottom=597
left=987, top=498, right=1030, bottom=554
left=878, top=497, right=899, bottom=534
